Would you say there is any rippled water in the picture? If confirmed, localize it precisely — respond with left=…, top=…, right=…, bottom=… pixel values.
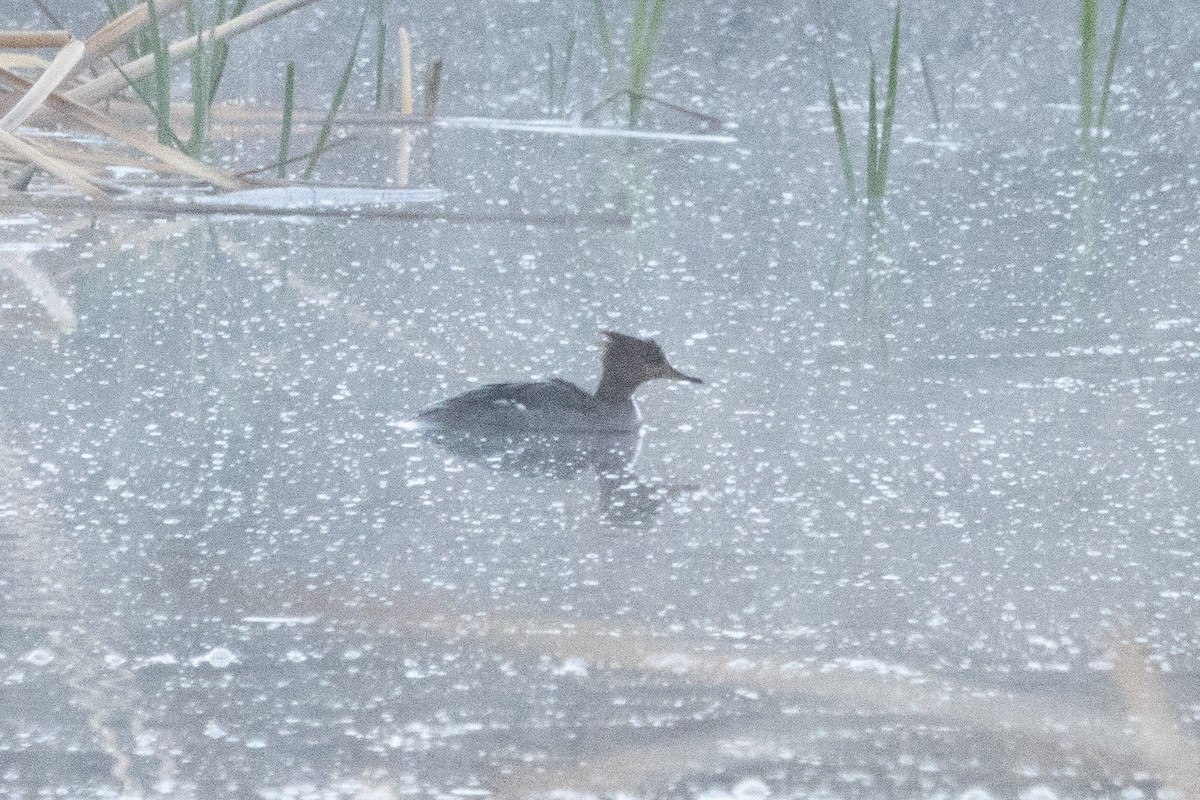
left=1, top=0, right=1199, bottom=797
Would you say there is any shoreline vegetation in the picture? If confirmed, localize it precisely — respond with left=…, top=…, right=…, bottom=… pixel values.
left=0, top=0, right=729, bottom=217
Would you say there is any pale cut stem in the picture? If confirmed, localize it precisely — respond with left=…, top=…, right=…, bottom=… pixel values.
left=395, top=25, right=413, bottom=186
left=398, top=27, right=413, bottom=115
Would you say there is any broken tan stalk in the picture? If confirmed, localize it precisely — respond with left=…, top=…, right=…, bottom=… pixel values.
left=396, top=26, right=413, bottom=186
left=0, top=127, right=107, bottom=200
left=0, top=31, right=74, bottom=49
left=81, top=0, right=188, bottom=64
left=398, top=27, right=413, bottom=115
left=0, top=66, right=248, bottom=190
left=67, top=0, right=319, bottom=106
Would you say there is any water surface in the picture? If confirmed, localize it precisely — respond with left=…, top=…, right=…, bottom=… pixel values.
left=1, top=0, right=1199, bottom=797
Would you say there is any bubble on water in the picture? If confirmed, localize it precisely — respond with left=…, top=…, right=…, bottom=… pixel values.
left=192, top=648, right=239, bottom=668
left=22, top=649, right=53, bottom=666
left=959, top=789, right=994, bottom=800
left=731, top=779, right=771, bottom=800
left=1019, top=788, right=1059, bottom=800
left=551, top=657, right=588, bottom=677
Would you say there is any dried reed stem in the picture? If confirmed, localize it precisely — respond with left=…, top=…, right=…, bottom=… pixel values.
left=396, top=26, right=412, bottom=185
left=67, top=0, right=317, bottom=105
left=0, top=54, right=50, bottom=70
left=81, top=0, right=188, bottom=63
left=0, top=31, right=74, bottom=49
left=398, top=26, right=413, bottom=115
left=0, top=40, right=85, bottom=131
left=0, top=127, right=106, bottom=199
left=0, top=65, right=246, bottom=189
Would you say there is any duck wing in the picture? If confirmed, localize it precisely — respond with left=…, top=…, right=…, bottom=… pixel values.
left=453, top=379, right=595, bottom=410
left=413, top=378, right=599, bottom=428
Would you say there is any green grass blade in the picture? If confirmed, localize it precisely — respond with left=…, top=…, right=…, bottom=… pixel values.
left=1096, top=0, right=1129, bottom=131
left=826, top=75, right=858, bottom=204
left=876, top=3, right=901, bottom=195
left=145, top=0, right=173, bottom=146
left=631, top=0, right=650, bottom=54
left=304, top=11, right=366, bottom=179
left=546, top=43, right=556, bottom=113
left=642, top=0, right=668, bottom=80
left=423, top=59, right=443, bottom=118
left=278, top=61, right=295, bottom=179
left=628, top=0, right=651, bottom=124
left=186, top=0, right=210, bottom=154
left=207, top=0, right=246, bottom=101
left=865, top=54, right=879, bottom=198
left=918, top=52, right=940, bottom=125
left=373, top=0, right=387, bottom=109
left=628, top=0, right=667, bottom=125
left=559, top=28, right=576, bottom=112
left=590, top=0, right=614, bottom=70
left=1079, top=0, right=1098, bottom=137
left=645, top=0, right=668, bottom=50
left=189, top=35, right=210, bottom=153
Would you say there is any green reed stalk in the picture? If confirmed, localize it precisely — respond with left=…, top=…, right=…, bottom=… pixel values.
left=145, top=0, right=173, bottom=145
left=918, top=53, right=940, bottom=125
left=189, top=33, right=210, bottom=152
left=304, top=12, right=366, bottom=179
left=1096, top=0, right=1129, bottom=131
left=423, top=59, right=443, bottom=117
left=85, top=0, right=180, bottom=149
left=373, top=0, right=387, bottom=108
left=546, top=42, right=556, bottom=113
left=545, top=29, right=577, bottom=114
left=628, top=0, right=667, bottom=125
left=823, top=4, right=902, bottom=204
left=874, top=4, right=901, bottom=196
left=278, top=61, right=295, bottom=179
left=186, top=0, right=246, bottom=155
left=1079, top=0, right=1098, bottom=137
left=591, top=0, right=614, bottom=70
left=207, top=0, right=247, bottom=103
left=185, top=0, right=209, bottom=153
left=826, top=75, right=858, bottom=204
left=559, top=29, right=576, bottom=112
left=628, top=0, right=650, bottom=123
left=865, top=55, right=879, bottom=197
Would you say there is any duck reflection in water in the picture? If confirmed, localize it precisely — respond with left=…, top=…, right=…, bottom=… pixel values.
left=410, top=427, right=697, bottom=528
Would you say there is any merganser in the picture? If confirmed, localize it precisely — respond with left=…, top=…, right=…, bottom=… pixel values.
left=408, top=330, right=703, bottom=433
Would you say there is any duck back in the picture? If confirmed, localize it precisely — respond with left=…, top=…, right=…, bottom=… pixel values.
left=413, top=379, right=640, bottom=432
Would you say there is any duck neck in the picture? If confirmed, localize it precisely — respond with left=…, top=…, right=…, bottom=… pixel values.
left=594, top=369, right=641, bottom=405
